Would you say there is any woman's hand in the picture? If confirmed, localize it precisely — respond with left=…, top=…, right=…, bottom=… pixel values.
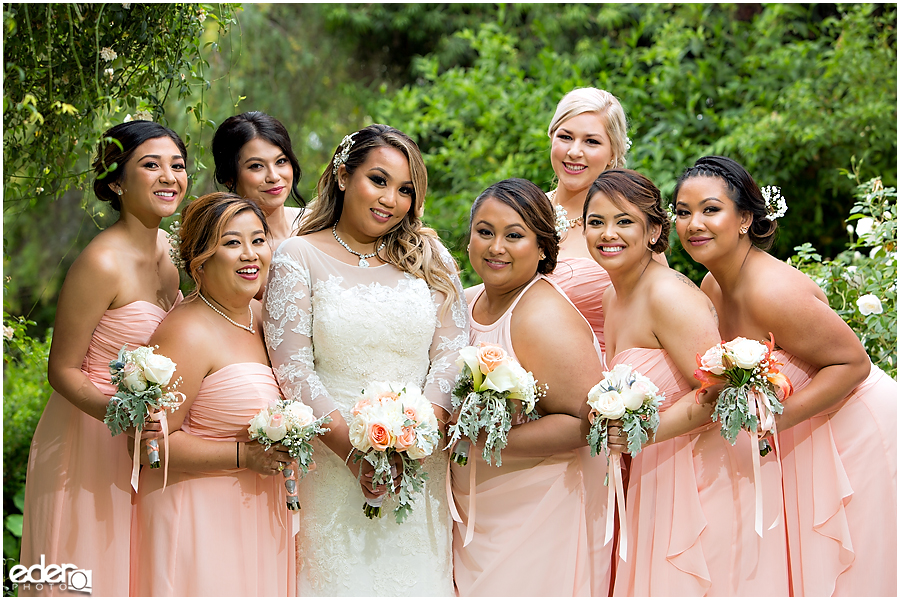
left=124, top=419, right=163, bottom=441
left=242, top=442, right=293, bottom=477
left=605, top=419, right=628, bottom=455
left=356, top=453, right=403, bottom=499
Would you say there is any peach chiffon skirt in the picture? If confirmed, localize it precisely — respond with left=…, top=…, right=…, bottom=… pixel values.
left=775, top=353, right=897, bottom=596
left=19, top=301, right=174, bottom=597
left=611, top=348, right=789, bottom=596
left=131, top=363, right=295, bottom=596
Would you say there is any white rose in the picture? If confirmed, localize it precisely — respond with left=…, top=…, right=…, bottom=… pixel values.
left=143, top=353, right=177, bottom=385
left=619, top=387, right=645, bottom=411
left=406, top=442, right=428, bottom=460
left=348, top=414, right=371, bottom=452
left=263, top=413, right=288, bottom=441
left=587, top=386, right=626, bottom=420
left=482, top=362, right=520, bottom=394
left=284, top=401, right=315, bottom=428
left=248, top=409, right=269, bottom=436
left=723, top=337, right=768, bottom=370
left=122, top=363, right=148, bottom=393
left=855, top=217, right=874, bottom=237
left=857, top=294, right=884, bottom=316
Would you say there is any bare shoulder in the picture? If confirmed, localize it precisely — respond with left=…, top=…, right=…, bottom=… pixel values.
left=63, top=230, right=125, bottom=297
left=647, top=266, right=716, bottom=323
left=151, top=300, right=212, bottom=349
left=742, top=254, right=830, bottom=322
left=512, top=279, right=589, bottom=337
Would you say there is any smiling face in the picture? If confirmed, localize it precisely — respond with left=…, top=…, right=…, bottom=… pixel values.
left=336, top=146, right=414, bottom=243
left=199, top=209, right=272, bottom=302
left=233, top=137, right=294, bottom=215
left=112, top=136, right=187, bottom=219
left=550, top=111, right=615, bottom=197
left=584, top=191, right=660, bottom=274
left=468, top=197, right=542, bottom=293
left=674, top=176, right=752, bottom=267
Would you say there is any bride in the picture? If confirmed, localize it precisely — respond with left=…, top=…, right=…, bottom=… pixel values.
left=263, top=124, right=467, bottom=596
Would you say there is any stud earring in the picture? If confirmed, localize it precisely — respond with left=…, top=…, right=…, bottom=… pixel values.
left=651, top=238, right=656, bottom=244
left=740, top=227, right=748, bottom=235
left=116, top=188, right=123, bottom=196
left=539, top=251, right=546, bottom=260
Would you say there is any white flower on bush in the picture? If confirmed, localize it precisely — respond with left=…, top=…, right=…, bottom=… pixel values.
left=100, top=47, right=117, bottom=61
left=3, top=326, right=13, bottom=341
left=587, top=387, right=626, bottom=420
left=855, top=217, right=875, bottom=237
left=143, top=353, right=176, bottom=385
left=857, top=294, right=884, bottom=316
left=723, top=337, right=768, bottom=369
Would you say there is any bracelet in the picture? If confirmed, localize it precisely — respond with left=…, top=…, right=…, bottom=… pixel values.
left=236, top=441, right=241, bottom=469
left=345, top=449, right=355, bottom=465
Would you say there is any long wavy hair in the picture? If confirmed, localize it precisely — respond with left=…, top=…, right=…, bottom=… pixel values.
left=298, top=124, right=460, bottom=314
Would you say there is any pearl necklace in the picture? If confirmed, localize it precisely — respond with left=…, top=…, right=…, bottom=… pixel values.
left=332, top=223, right=386, bottom=268
left=198, top=292, right=255, bottom=334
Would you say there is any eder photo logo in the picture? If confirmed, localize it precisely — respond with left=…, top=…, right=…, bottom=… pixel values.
left=9, top=555, right=92, bottom=594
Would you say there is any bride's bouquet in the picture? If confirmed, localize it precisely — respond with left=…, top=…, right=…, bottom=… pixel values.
left=248, top=400, right=331, bottom=511
left=694, top=334, right=792, bottom=450
left=694, top=333, right=793, bottom=536
left=348, top=382, right=440, bottom=523
left=446, top=343, right=543, bottom=467
left=586, top=363, right=663, bottom=561
left=105, top=344, right=185, bottom=491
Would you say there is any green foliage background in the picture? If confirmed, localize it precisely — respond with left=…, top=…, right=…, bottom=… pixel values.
left=2, top=2, right=897, bottom=591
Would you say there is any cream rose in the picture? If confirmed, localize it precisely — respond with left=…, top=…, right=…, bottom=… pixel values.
left=122, top=363, right=148, bottom=393
left=857, top=294, right=884, bottom=316
left=264, top=413, right=288, bottom=441
left=248, top=409, right=269, bottom=435
left=587, top=386, right=626, bottom=420
left=143, top=353, right=177, bottom=385
left=723, top=337, right=768, bottom=369
left=349, top=415, right=371, bottom=452
left=698, top=345, right=726, bottom=375
left=284, top=401, right=315, bottom=428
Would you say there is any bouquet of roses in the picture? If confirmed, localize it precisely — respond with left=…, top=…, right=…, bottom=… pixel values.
left=248, top=400, right=331, bottom=511
left=585, top=363, right=663, bottom=561
left=105, top=344, right=185, bottom=491
left=586, top=363, right=663, bottom=457
left=695, top=334, right=793, bottom=450
left=348, top=382, right=441, bottom=523
left=446, top=343, right=543, bottom=467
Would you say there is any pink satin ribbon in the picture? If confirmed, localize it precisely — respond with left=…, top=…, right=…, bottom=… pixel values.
left=748, top=388, right=783, bottom=537
left=446, top=441, right=478, bottom=547
left=130, top=409, right=171, bottom=493
left=604, top=452, right=628, bottom=561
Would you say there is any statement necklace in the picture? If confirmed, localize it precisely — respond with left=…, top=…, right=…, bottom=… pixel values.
left=553, top=204, right=583, bottom=238
left=332, top=223, right=386, bottom=268
left=198, top=292, right=255, bottom=334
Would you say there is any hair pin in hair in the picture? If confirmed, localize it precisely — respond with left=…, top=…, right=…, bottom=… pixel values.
left=761, top=185, right=787, bottom=221
left=331, top=132, right=357, bottom=176
left=625, top=136, right=633, bottom=152
left=666, top=202, right=677, bottom=223
left=166, top=219, right=185, bottom=269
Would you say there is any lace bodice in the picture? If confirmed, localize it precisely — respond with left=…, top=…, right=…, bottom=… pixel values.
left=262, top=235, right=467, bottom=596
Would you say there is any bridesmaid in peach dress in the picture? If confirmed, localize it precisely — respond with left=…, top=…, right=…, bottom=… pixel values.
left=450, top=178, right=622, bottom=596
left=673, top=156, right=897, bottom=596
left=18, top=122, right=186, bottom=597
left=584, top=169, right=790, bottom=596
left=131, top=193, right=295, bottom=596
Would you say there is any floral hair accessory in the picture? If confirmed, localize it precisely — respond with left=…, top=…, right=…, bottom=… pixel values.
left=625, top=136, right=633, bottom=152
left=761, top=185, right=787, bottom=221
left=331, top=132, right=357, bottom=176
left=666, top=202, right=677, bottom=223
left=166, top=219, right=184, bottom=269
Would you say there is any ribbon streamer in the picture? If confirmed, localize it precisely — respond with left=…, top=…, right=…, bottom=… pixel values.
left=130, top=409, right=172, bottom=493
left=446, top=440, right=478, bottom=547
left=603, top=452, right=628, bottom=561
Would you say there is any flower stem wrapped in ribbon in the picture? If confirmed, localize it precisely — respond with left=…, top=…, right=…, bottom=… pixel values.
left=248, top=399, right=331, bottom=511
left=348, top=382, right=441, bottom=524
left=695, top=333, right=794, bottom=535
left=105, top=344, right=185, bottom=492
left=446, top=343, right=544, bottom=467
left=586, top=363, right=663, bottom=561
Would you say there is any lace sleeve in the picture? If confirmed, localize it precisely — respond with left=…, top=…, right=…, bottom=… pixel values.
left=262, top=246, right=337, bottom=418
left=423, top=248, right=469, bottom=413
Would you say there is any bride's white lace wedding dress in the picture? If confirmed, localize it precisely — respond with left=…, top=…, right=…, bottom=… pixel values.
left=263, top=236, right=467, bottom=596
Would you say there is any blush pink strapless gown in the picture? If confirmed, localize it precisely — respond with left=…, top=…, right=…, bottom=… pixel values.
left=774, top=352, right=897, bottom=596
left=451, top=277, right=602, bottom=597
left=131, top=363, right=296, bottom=596
left=547, top=256, right=612, bottom=354
left=20, top=299, right=177, bottom=597
left=611, top=348, right=790, bottom=596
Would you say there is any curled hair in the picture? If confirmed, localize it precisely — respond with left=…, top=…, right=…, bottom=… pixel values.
left=178, top=192, right=269, bottom=298
left=548, top=87, right=630, bottom=168
left=211, top=111, right=305, bottom=206
left=469, top=178, right=560, bottom=275
left=299, top=124, right=460, bottom=314
left=585, top=169, right=670, bottom=253
left=91, top=121, right=187, bottom=211
left=672, top=156, right=777, bottom=250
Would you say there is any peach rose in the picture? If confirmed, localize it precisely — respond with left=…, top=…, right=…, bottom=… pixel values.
left=477, top=343, right=507, bottom=374
left=395, top=425, right=418, bottom=451
left=367, top=420, right=394, bottom=452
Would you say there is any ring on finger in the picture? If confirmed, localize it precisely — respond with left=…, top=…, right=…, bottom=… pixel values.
left=277, top=462, right=285, bottom=472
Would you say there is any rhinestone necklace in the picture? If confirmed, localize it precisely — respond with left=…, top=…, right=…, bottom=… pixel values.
left=332, top=223, right=386, bottom=268
left=198, top=292, right=255, bottom=334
